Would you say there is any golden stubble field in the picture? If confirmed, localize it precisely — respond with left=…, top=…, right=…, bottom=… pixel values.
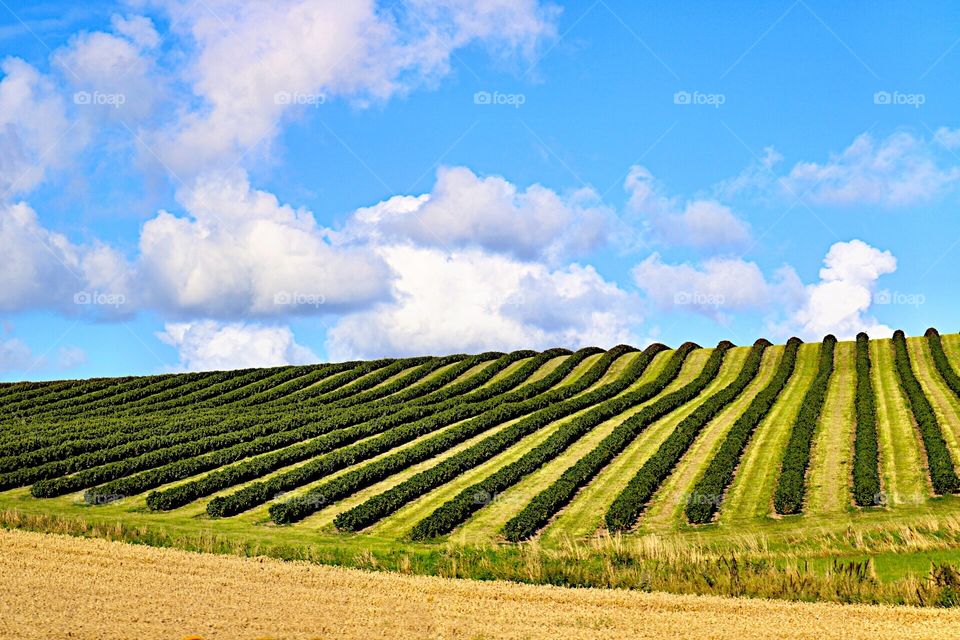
left=1, top=528, right=959, bottom=640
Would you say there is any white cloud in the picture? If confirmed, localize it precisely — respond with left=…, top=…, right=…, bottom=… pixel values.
left=0, top=335, right=33, bottom=371
left=632, top=252, right=801, bottom=320
left=326, top=244, right=640, bottom=359
left=52, top=15, right=164, bottom=123
left=144, top=0, right=557, bottom=176
left=780, top=132, right=960, bottom=207
left=157, top=320, right=317, bottom=371
left=787, top=240, right=897, bottom=340
left=138, top=170, right=391, bottom=318
left=0, top=201, right=131, bottom=313
left=625, top=165, right=751, bottom=250
left=345, top=166, right=610, bottom=261
left=0, top=330, right=86, bottom=374
left=632, top=239, right=898, bottom=341
left=0, top=58, right=81, bottom=197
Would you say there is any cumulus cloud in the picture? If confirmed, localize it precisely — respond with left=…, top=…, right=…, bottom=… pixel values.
left=344, top=166, right=610, bottom=262
left=624, top=165, right=751, bottom=250
left=157, top=320, right=317, bottom=371
left=144, top=0, right=557, bottom=175
left=786, top=240, right=897, bottom=340
left=326, top=244, right=641, bottom=359
left=52, top=14, right=164, bottom=123
left=0, top=201, right=131, bottom=314
left=633, top=239, right=898, bottom=340
left=780, top=131, right=960, bottom=207
left=0, top=58, right=82, bottom=197
left=138, top=170, right=391, bottom=318
left=632, top=253, right=801, bottom=320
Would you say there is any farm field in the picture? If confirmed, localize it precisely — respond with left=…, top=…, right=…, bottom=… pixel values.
left=7, top=528, right=960, bottom=640
left=5, top=331, right=960, bottom=608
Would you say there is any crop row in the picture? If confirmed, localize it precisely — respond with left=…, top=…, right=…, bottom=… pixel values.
left=493, top=343, right=724, bottom=543
left=891, top=330, right=959, bottom=495
left=207, top=347, right=615, bottom=519
left=330, top=344, right=678, bottom=532
left=772, top=336, right=836, bottom=515
left=148, top=349, right=573, bottom=512
left=604, top=339, right=770, bottom=532
left=267, top=346, right=643, bottom=525
left=685, top=338, right=803, bottom=524
left=852, top=333, right=882, bottom=507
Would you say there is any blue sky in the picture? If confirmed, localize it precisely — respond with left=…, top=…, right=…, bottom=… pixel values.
left=0, top=0, right=959, bottom=380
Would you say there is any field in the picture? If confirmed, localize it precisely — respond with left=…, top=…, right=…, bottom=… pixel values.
left=4, top=528, right=960, bottom=640
left=5, top=330, right=960, bottom=614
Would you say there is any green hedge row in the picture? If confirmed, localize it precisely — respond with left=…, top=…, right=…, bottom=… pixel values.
left=892, top=330, right=959, bottom=495
left=604, top=340, right=770, bottom=532
left=773, top=335, right=837, bottom=515
left=203, top=347, right=607, bottom=518
left=418, top=343, right=726, bottom=541
left=148, top=349, right=572, bottom=512
left=329, top=344, right=678, bottom=532
left=852, top=332, right=881, bottom=507
left=237, top=362, right=360, bottom=407
left=25, top=352, right=522, bottom=493
left=265, top=346, right=637, bottom=525
left=685, top=337, right=803, bottom=524
left=926, top=328, right=960, bottom=398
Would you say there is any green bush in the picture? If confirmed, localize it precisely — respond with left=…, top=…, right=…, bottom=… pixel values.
left=852, top=332, right=881, bottom=507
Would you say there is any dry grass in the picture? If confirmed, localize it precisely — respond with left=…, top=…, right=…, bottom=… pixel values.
left=3, top=529, right=960, bottom=640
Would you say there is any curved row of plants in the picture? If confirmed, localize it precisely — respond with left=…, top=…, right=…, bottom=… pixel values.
left=417, top=343, right=725, bottom=541
left=685, top=338, right=803, bottom=524
left=148, top=349, right=575, bottom=512
left=328, top=344, right=680, bottom=532
left=852, top=332, right=882, bottom=506
left=892, top=330, right=959, bottom=495
left=773, top=335, right=837, bottom=515
left=2, top=353, right=503, bottom=466
left=204, top=347, right=617, bottom=519
left=43, top=351, right=549, bottom=502
left=266, top=346, right=645, bottom=525
left=926, top=328, right=960, bottom=398
left=604, top=339, right=770, bottom=532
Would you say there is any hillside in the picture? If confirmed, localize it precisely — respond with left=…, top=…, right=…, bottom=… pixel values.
left=4, top=329, right=960, bottom=605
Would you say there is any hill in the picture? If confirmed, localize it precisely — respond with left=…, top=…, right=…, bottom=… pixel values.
left=4, top=328, right=960, bottom=605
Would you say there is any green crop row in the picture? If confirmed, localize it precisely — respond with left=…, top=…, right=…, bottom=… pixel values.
left=892, top=330, right=959, bottom=495
left=685, top=338, right=803, bottom=524
left=604, top=339, right=770, bottom=532
left=852, top=332, right=881, bottom=507
left=330, top=344, right=676, bottom=533
left=266, top=346, right=636, bottom=525
left=493, top=343, right=723, bottom=543
left=773, top=335, right=837, bottom=515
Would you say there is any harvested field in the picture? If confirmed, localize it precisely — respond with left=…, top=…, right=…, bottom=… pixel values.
left=2, top=528, right=960, bottom=640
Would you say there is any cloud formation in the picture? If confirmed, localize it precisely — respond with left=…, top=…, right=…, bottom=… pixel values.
left=157, top=320, right=317, bottom=371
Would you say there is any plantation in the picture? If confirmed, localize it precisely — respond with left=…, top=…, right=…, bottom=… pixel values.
left=4, top=331, right=960, bottom=606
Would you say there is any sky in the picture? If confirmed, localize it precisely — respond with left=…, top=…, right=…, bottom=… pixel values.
left=0, top=0, right=959, bottom=380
